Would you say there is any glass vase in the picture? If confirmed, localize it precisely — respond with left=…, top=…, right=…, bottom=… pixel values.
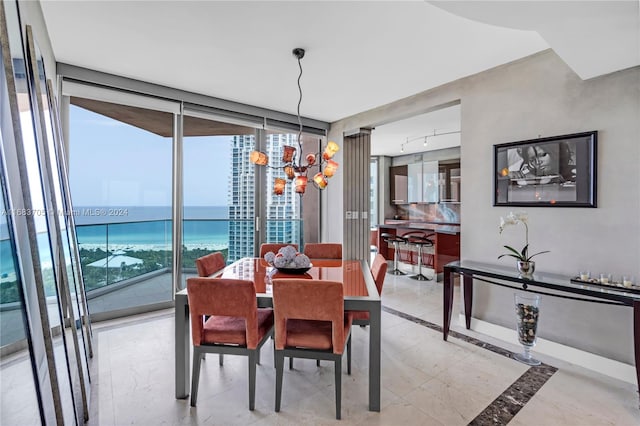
left=513, top=293, right=541, bottom=366
left=517, top=260, right=535, bottom=277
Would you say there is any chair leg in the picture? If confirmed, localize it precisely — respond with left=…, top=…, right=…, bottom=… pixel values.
left=190, top=348, right=203, bottom=407
left=275, top=351, right=285, bottom=412
left=248, top=350, right=257, bottom=411
left=257, top=347, right=261, bottom=366
left=316, top=359, right=320, bottom=367
left=289, top=356, right=293, bottom=370
left=334, top=356, right=342, bottom=420
left=219, top=354, right=224, bottom=366
left=347, top=335, right=352, bottom=375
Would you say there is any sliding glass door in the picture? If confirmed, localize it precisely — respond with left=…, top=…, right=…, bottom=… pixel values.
left=67, top=96, right=177, bottom=318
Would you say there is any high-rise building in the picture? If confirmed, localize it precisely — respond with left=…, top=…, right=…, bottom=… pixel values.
left=227, top=133, right=301, bottom=261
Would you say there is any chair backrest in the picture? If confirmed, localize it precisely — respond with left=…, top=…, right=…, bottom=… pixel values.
left=272, top=279, right=346, bottom=354
left=370, top=253, right=388, bottom=294
left=186, top=277, right=261, bottom=348
left=303, top=243, right=343, bottom=259
left=195, top=252, right=225, bottom=277
left=259, top=243, right=299, bottom=257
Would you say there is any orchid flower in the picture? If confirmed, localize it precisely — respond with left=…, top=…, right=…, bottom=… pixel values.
left=498, top=211, right=549, bottom=262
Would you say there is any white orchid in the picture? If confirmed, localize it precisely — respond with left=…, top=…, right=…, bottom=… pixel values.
left=498, top=211, right=549, bottom=262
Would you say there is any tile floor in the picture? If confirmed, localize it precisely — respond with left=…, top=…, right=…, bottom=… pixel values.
left=86, top=267, right=640, bottom=425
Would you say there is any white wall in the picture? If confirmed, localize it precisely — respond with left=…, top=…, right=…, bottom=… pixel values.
left=330, top=49, right=640, bottom=364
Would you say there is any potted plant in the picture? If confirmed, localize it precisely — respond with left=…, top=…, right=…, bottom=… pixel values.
left=498, top=211, right=549, bottom=276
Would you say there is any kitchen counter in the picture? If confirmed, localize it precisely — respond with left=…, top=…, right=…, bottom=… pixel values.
left=376, top=222, right=461, bottom=279
left=379, top=222, right=460, bottom=235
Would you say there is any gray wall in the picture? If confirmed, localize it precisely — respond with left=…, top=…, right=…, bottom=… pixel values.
left=329, top=49, right=640, bottom=364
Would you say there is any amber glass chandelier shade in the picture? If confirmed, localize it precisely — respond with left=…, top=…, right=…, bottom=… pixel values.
left=305, top=153, right=316, bottom=165
left=294, top=175, right=308, bottom=194
left=322, top=141, right=340, bottom=160
left=313, top=172, right=328, bottom=189
left=250, top=151, right=268, bottom=166
left=273, top=178, right=286, bottom=195
left=282, top=145, right=296, bottom=163
left=323, top=160, right=339, bottom=178
left=284, top=166, right=295, bottom=180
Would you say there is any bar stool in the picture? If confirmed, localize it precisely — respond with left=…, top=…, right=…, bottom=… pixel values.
left=405, top=234, right=434, bottom=281
left=380, top=233, right=407, bottom=275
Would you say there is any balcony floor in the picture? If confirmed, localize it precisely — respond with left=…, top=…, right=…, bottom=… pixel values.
left=83, top=262, right=640, bottom=425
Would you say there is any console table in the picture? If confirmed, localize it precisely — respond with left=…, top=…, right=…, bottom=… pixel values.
left=442, top=260, right=640, bottom=394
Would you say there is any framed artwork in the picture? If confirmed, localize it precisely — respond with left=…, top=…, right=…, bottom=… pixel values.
left=494, top=131, right=597, bottom=207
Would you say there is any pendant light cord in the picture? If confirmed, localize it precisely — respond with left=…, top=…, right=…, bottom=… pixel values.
left=296, top=53, right=304, bottom=168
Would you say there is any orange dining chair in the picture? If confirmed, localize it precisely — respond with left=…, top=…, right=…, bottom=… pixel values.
left=302, top=242, right=343, bottom=259
left=272, top=279, right=353, bottom=420
left=187, top=277, right=274, bottom=410
left=259, top=243, right=299, bottom=257
left=351, top=253, right=388, bottom=326
left=195, top=251, right=226, bottom=277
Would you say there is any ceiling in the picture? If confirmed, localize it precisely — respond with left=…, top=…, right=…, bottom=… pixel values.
left=40, top=1, right=639, bottom=156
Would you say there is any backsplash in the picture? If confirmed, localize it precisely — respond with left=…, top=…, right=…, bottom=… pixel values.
left=393, top=203, right=460, bottom=224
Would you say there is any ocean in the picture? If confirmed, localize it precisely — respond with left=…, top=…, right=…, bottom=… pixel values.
left=1, top=206, right=232, bottom=276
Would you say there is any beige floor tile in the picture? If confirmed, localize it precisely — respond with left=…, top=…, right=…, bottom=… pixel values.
left=75, top=271, right=640, bottom=425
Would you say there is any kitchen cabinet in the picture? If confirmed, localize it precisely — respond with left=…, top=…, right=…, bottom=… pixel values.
left=422, top=161, right=439, bottom=203
left=407, top=161, right=438, bottom=203
left=438, top=162, right=461, bottom=202
left=407, top=163, right=421, bottom=203
left=389, top=165, right=408, bottom=204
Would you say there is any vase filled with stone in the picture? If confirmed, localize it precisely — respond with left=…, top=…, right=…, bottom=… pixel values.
left=513, top=293, right=541, bottom=366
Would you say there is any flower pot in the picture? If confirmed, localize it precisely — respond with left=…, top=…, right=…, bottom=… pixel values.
left=517, top=260, right=535, bottom=277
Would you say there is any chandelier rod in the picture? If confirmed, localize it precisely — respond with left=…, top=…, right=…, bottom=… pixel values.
left=293, top=48, right=305, bottom=168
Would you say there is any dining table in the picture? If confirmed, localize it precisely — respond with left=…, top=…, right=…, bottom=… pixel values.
left=174, top=257, right=382, bottom=411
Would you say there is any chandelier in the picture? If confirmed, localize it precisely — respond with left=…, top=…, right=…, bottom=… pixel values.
left=249, top=48, right=339, bottom=195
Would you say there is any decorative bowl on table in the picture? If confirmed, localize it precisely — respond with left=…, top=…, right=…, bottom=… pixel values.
left=274, top=264, right=313, bottom=275
left=264, top=245, right=312, bottom=275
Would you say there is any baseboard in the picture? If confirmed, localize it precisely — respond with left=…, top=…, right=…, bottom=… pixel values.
left=458, top=314, right=636, bottom=385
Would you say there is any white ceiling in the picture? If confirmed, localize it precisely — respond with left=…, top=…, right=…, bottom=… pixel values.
left=40, top=1, right=639, bottom=156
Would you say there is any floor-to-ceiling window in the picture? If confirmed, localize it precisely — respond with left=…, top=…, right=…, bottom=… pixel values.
left=1, top=2, right=91, bottom=422
left=68, top=97, right=177, bottom=318
left=181, top=111, right=259, bottom=286
left=0, top=153, right=41, bottom=426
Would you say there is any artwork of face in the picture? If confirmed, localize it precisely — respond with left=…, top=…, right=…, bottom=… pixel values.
left=519, top=144, right=560, bottom=176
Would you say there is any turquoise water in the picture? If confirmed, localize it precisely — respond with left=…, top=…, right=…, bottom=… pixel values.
left=75, top=219, right=230, bottom=248
left=1, top=206, right=233, bottom=276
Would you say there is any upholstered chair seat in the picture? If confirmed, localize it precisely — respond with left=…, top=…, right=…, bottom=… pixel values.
left=202, top=310, right=274, bottom=346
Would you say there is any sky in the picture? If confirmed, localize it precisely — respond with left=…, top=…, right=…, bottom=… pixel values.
left=69, top=106, right=232, bottom=207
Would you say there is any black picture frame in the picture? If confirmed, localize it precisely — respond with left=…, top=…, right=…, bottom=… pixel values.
left=494, top=131, right=597, bottom=207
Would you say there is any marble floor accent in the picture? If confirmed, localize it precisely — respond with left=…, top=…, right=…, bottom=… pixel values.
left=382, top=305, right=559, bottom=425
left=468, top=365, right=557, bottom=425
left=76, top=266, right=640, bottom=425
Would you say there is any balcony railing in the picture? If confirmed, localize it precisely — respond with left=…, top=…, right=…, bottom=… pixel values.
left=75, top=218, right=302, bottom=293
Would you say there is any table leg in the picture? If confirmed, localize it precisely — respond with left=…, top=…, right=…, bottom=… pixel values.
left=634, top=300, right=640, bottom=400
left=369, top=299, right=381, bottom=411
left=464, top=274, right=473, bottom=330
left=175, top=293, right=190, bottom=399
left=443, top=266, right=454, bottom=341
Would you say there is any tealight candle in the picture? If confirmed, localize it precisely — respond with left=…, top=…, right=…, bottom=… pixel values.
left=599, top=273, right=611, bottom=284
left=623, top=276, right=635, bottom=288
left=579, top=271, right=590, bottom=281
